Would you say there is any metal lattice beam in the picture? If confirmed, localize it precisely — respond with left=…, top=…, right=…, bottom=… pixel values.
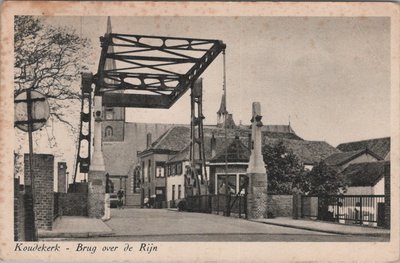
left=94, top=33, right=225, bottom=108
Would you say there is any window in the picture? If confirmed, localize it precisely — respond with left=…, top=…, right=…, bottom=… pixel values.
left=148, top=160, right=152, bottom=183
left=155, top=163, right=164, bottom=178
left=146, top=133, right=152, bottom=148
left=171, top=164, right=176, bottom=176
left=216, top=174, right=237, bottom=195
left=172, top=185, right=175, bottom=200
left=176, top=162, right=182, bottom=175
left=142, top=161, right=148, bottom=182
left=133, top=166, right=141, bottom=193
left=178, top=185, right=181, bottom=199
left=105, top=107, right=114, bottom=120
left=105, top=126, right=113, bottom=137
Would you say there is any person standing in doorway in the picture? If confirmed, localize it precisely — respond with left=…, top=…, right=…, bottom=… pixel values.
left=117, top=188, right=124, bottom=209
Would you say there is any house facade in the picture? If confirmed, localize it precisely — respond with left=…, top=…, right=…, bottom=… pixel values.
left=165, top=148, right=190, bottom=207
left=137, top=126, right=190, bottom=207
left=208, top=137, right=251, bottom=195
left=102, top=121, right=177, bottom=206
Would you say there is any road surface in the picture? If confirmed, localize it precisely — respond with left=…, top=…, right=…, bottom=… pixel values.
left=71, top=208, right=388, bottom=242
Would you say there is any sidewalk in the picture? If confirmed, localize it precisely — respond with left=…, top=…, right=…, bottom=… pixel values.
left=251, top=217, right=390, bottom=236
left=38, top=216, right=114, bottom=238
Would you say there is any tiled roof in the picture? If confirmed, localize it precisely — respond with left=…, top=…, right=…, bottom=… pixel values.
left=104, top=121, right=302, bottom=175
left=337, top=137, right=390, bottom=159
left=264, top=138, right=340, bottom=165
left=340, top=161, right=390, bottom=187
left=324, top=149, right=382, bottom=166
left=168, top=135, right=337, bottom=165
left=167, top=135, right=231, bottom=163
left=146, top=124, right=302, bottom=155
left=261, top=125, right=297, bottom=134
left=145, top=126, right=191, bottom=153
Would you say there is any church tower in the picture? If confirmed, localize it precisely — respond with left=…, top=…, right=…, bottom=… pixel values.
left=102, top=17, right=125, bottom=142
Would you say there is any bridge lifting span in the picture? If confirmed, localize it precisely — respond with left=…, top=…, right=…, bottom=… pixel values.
left=73, top=32, right=226, bottom=196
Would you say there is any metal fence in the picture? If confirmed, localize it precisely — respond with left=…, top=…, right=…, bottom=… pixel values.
left=301, top=195, right=385, bottom=227
left=185, top=194, right=247, bottom=218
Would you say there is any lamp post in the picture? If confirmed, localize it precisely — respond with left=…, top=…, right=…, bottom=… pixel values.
left=14, top=88, right=50, bottom=241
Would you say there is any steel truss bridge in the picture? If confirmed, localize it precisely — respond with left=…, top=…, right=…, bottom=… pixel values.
left=73, top=31, right=226, bottom=196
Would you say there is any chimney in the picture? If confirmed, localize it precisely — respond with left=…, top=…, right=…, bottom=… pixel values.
left=57, top=162, right=67, bottom=193
left=211, top=133, right=217, bottom=158
left=146, top=133, right=152, bottom=148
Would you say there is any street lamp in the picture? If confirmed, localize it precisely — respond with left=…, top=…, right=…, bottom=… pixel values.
left=14, top=88, right=50, bottom=241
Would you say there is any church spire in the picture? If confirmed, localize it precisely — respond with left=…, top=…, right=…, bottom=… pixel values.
left=105, top=17, right=116, bottom=72
left=217, top=94, right=228, bottom=115
left=106, top=16, right=112, bottom=34
left=217, top=50, right=228, bottom=125
left=217, top=50, right=235, bottom=129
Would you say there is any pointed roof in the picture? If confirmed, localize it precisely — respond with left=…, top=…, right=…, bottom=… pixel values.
left=106, top=16, right=112, bottom=33
left=104, top=17, right=117, bottom=73
left=217, top=94, right=228, bottom=115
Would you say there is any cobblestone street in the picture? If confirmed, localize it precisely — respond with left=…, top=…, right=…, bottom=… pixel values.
left=69, top=208, right=388, bottom=242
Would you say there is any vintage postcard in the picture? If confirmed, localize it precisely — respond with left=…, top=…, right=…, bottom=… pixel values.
left=0, top=1, right=399, bottom=262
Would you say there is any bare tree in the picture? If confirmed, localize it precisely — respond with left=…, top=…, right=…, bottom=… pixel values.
left=14, top=16, right=93, bottom=177
left=14, top=16, right=92, bottom=133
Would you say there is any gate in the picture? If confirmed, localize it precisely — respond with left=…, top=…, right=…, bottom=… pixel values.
left=185, top=176, right=248, bottom=218
left=301, top=195, right=385, bottom=226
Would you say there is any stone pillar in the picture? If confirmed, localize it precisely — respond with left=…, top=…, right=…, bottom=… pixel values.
left=246, top=102, right=268, bottom=219
left=24, top=154, right=54, bottom=230
left=57, top=162, right=67, bottom=193
left=88, top=95, right=107, bottom=218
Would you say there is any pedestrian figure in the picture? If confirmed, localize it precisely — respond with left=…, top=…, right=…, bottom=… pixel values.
left=117, top=188, right=124, bottom=209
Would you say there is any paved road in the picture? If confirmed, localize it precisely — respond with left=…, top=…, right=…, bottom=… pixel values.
left=72, top=208, right=388, bottom=242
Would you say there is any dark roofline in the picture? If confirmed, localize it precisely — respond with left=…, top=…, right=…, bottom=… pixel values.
left=336, top=137, right=390, bottom=148
left=336, top=148, right=383, bottom=166
left=138, top=148, right=178, bottom=157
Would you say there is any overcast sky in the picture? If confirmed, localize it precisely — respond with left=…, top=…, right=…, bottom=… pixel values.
left=32, top=16, right=390, bottom=177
